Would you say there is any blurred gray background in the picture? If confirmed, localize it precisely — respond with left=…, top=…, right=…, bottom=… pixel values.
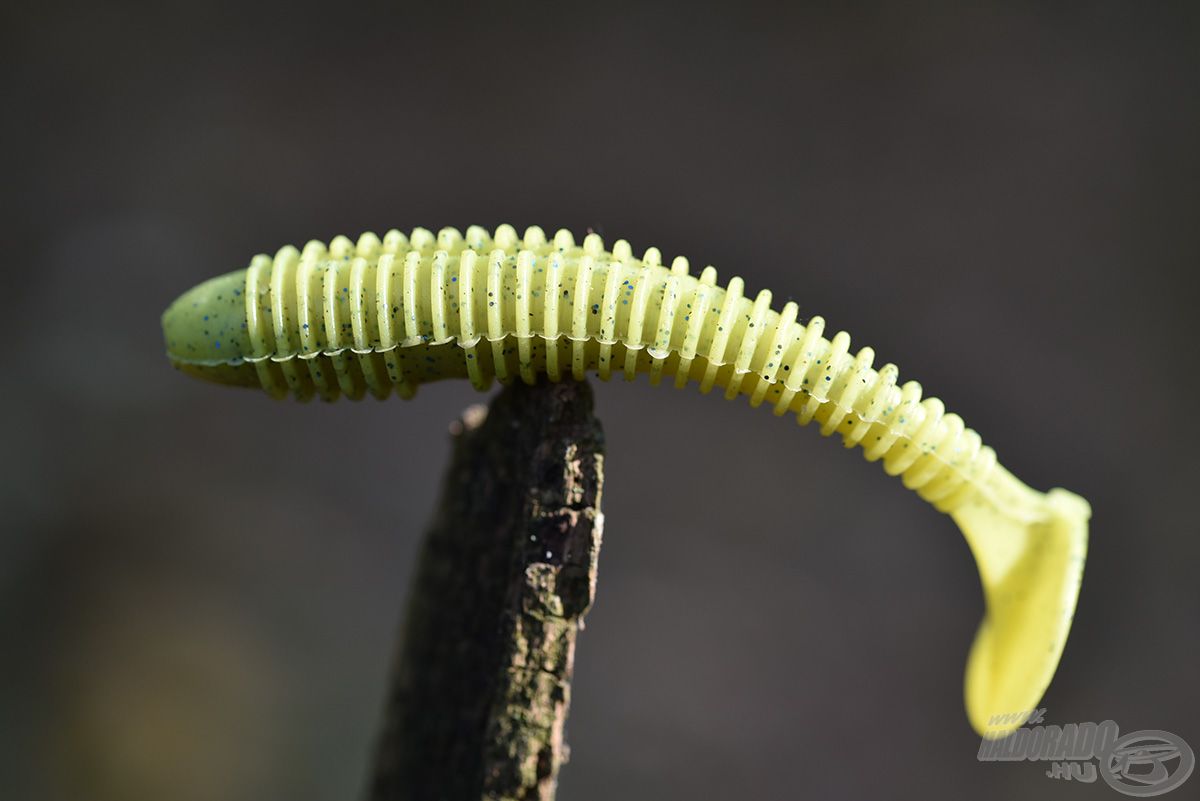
left=3, top=2, right=1198, bottom=799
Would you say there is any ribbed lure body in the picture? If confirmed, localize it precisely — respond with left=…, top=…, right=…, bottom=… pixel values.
left=162, top=224, right=1090, bottom=737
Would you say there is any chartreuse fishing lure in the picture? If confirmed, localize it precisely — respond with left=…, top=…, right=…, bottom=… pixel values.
left=162, top=224, right=1088, bottom=737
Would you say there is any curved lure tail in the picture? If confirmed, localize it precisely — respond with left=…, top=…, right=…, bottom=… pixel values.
left=956, top=480, right=1088, bottom=737
left=162, top=224, right=1089, bottom=736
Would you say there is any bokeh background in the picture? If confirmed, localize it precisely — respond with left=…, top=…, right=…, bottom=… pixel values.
left=4, top=2, right=1198, bottom=799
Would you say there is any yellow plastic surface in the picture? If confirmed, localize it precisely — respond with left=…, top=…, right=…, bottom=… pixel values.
left=162, top=225, right=1090, bottom=736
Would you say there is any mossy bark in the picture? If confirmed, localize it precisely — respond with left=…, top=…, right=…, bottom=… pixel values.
left=368, top=379, right=605, bottom=801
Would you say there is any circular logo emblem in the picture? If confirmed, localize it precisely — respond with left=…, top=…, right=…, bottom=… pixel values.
left=1102, top=730, right=1194, bottom=797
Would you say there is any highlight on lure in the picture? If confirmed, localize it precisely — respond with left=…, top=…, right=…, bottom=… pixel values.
left=162, top=224, right=1089, bottom=737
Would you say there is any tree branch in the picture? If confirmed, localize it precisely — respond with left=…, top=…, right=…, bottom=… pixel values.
left=368, top=379, right=605, bottom=801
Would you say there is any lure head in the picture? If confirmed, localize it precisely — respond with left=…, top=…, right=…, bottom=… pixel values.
left=162, top=270, right=258, bottom=388
left=954, top=484, right=1090, bottom=738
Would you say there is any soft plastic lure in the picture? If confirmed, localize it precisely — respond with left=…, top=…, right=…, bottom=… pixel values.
left=162, top=224, right=1089, bottom=737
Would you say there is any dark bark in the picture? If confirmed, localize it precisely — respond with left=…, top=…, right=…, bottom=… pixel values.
left=368, top=379, right=605, bottom=801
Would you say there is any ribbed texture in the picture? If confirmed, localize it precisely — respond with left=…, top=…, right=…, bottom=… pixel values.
left=234, top=224, right=993, bottom=511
